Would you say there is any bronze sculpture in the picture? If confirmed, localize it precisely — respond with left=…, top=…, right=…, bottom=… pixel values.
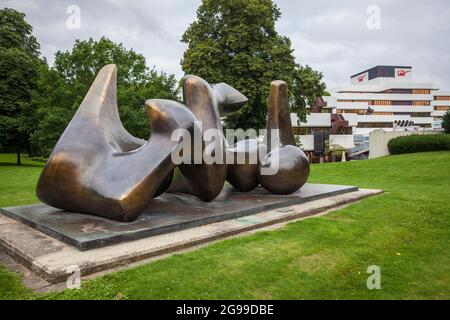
left=36, top=64, right=310, bottom=221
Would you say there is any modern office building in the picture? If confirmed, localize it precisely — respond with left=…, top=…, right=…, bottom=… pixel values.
left=329, top=65, right=441, bottom=136
left=291, top=65, right=448, bottom=162
left=431, top=90, right=450, bottom=120
left=291, top=97, right=356, bottom=162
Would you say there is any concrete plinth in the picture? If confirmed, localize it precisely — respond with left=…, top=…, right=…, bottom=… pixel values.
left=1, top=184, right=357, bottom=250
left=0, top=185, right=382, bottom=284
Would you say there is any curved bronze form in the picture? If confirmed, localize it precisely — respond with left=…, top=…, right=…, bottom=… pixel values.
left=36, top=65, right=310, bottom=221
left=227, top=80, right=310, bottom=194
left=167, top=75, right=247, bottom=201
left=36, top=65, right=197, bottom=221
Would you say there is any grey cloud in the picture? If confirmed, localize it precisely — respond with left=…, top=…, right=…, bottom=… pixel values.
left=2, top=0, right=449, bottom=90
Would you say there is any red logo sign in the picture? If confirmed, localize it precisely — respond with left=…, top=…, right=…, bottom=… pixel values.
left=358, top=74, right=366, bottom=82
left=397, top=69, right=411, bottom=77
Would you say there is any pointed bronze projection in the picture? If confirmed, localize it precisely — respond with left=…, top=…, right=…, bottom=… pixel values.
left=36, top=64, right=310, bottom=222
left=36, top=65, right=197, bottom=221
left=257, top=81, right=310, bottom=194
left=227, top=80, right=310, bottom=194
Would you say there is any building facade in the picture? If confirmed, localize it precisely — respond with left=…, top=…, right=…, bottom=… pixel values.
left=291, top=65, right=448, bottom=162
left=291, top=97, right=355, bottom=162
left=431, top=90, right=450, bottom=122
left=330, top=65, right=443, bottom=136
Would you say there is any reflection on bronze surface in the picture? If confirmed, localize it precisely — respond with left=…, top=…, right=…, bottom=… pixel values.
left=227, top=80, right=310, bottom=194
left=36, top=65, right=196, bottom=221
left=36, top=65, right=310, bottom=221
left=167, top=75, right=248, bottom=201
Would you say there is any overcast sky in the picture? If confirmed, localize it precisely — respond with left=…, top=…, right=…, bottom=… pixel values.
left=2, top=0, right=450, bottom=91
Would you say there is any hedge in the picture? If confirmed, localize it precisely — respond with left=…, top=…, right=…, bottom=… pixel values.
left=388, top=134, right=450, bottom=155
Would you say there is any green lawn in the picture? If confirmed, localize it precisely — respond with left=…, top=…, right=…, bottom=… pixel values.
left=0, top=152, right=449, bottom=299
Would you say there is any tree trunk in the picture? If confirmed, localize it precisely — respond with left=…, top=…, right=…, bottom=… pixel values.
left=17, top=149, right=21, bottom=166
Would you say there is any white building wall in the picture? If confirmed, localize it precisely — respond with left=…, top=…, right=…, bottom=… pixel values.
left=369, top=130, right=437, bottom=159
left=300, top=113, right=331, bottom=127
left=410, top=117, right=433, bottom=124
left=330, top=135, right=355, bottom=149
left=431, top=100, right=450, bottom=107
left=297, top=135, right=354, bottom=152
left=334, top=82, right=439, bottom=93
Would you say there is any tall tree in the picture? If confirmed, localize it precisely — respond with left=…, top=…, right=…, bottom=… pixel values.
left=0, top=8, right=41, bottom=164
left=31, top=37, right=179, bottom=157
left=181, top=0, right=325, bottom=130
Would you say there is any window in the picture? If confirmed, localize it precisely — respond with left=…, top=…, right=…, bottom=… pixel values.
left=372, top=112, right=393, bottom=115
left=336, top=109, right=365, bottom=115
left=357, top=122, right=393, bottom=128
left=372, top=100, right=391, bottom=106
left=394, top=101, right=413, bottom=106
left=412, top=101, right=430, bottom=106
left=384, top=89, right=412, bottom=94
left=434, top=96, right=450, bottom=101
left=412, top=89, right=431, bottom=94
left=393, top=112, right=430, bottom=117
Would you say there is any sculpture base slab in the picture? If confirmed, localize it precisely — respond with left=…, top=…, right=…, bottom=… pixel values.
left=1, top=184, right=357, bottom=251
left=0, top=186, right=383, bottom=285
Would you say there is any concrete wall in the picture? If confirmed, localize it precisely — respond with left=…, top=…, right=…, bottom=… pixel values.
left=369, top=129, right=435, bottom=159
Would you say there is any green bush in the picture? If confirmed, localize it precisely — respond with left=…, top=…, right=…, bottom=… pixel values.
left=388, top=134, right=450, bottom=155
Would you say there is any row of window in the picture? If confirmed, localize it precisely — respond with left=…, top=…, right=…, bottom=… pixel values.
left=435, top=106, right=450, bottom=111
left=412, top=89, right=431, bottom=94
left=373, top=100, right=391, bottom=106
left=372, top=112, right=393, bottom=116
left=413, top=101, right=431, bottom=106
left=339, top=111, right=395, bottom=116
left=434, top=96, right=450, bottom=101
left=357, top=122, right=393, bottom=128
left=337, top=109, right=431, bottom=116
left=337, top=100, right=430, bottom=106
left=383, top=89, right=412, bottom=94
left=392, top=112, right=431, bottom=117
left=343, top=89, right=431, bottom=94
left=292, top=127, right=353, bottom=135
left=336, top=109, right=365, bottom=115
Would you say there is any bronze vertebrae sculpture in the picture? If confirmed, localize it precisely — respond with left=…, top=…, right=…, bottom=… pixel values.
left=36, top=64, right=310, bottom=221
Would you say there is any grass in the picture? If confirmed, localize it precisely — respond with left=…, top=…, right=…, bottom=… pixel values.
left=0, top=152, right=449, bottom=299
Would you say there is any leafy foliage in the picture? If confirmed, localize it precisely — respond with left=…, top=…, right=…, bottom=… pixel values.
left=181, top=0, right=325, bottom=130
left=30, top=37, right=179, bottom=157
left=0, top=8, right=42, bottom=164
left=442, top=110, right=450, bottom=134
left=0, top=8, right=40, bottom=58
left=388, top=134, right=450, bottom=155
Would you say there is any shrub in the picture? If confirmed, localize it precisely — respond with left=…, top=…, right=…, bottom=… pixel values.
left=388, top=134, right=450, bottom=155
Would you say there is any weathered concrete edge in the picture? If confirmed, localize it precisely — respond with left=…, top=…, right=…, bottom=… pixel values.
left=0, top=189, right=383, bottom=284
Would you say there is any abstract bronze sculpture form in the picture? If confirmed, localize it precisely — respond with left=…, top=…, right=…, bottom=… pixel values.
left=36, top=64, right=310, bottom=221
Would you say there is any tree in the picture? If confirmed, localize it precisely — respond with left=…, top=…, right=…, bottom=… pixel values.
left=0, top=8, right=39, bottom=58
left=181, top=0, right=325, bottom=130
left=30, top=37, right=179, bottom=157
left=0, top=8, right=41, bottom=164
left=442, top=110, right=450, bottom=134
left=290, top=65, right=327, bottom=122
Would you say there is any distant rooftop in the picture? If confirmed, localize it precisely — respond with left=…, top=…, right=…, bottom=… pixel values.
left=351, top=65, right=412, bottom=78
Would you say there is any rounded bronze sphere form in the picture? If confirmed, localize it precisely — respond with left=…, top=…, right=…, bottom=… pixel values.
left=257, top=145, right=310, bottom=195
